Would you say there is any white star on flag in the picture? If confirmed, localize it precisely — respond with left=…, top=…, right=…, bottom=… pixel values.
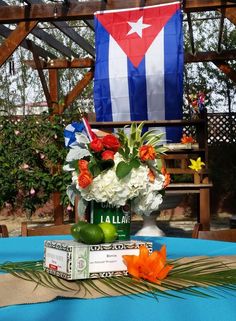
left=127, top=16, right=151, bottom=38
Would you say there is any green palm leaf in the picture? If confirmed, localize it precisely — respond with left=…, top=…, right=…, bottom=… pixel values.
left=1, top=257, right=236, bottom=299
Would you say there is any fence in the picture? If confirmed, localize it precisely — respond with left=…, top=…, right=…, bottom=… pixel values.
left=182, top=112, right=236, bottom=145
left=207, top=112, right=236, bottom=145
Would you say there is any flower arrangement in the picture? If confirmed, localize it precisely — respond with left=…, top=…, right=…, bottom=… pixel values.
left=64, top=122, right=170, bottom=216
left=187, top=91, right=207, bottom=115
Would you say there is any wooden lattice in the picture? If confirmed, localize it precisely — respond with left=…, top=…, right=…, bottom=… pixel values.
left=207, top=113, right=236, bottom=144
left=182, top=112, right=236, bottom=145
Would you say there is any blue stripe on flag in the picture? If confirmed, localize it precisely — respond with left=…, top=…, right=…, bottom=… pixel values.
left=127, top=57, right=148, bottom=121
left=94, top=18, right=113, bottom=121
left=164, top=9, right=184, bottom=142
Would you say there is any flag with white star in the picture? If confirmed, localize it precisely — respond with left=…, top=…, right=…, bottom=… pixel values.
left=94, top=2, right=183, bottom=142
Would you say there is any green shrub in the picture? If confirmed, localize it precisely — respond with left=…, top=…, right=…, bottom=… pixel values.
left=0, top=114, right=74, bottom=216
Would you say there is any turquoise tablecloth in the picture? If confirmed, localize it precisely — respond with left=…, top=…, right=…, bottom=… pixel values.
left=0, top=235, right=236, bottom=321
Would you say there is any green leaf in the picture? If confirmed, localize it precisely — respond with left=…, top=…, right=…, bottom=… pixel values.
left=116, top=161, right=132, bottom=179
left=135, top=122, right=144, bottom=142
left=141, top=130, right=163, bottom=145
left=129, top=158, right=140, bottom=169
left=155, top=158, right=163, bottom=171
left=124, top=145, right=130, bottom=159
left=89, top=162, right=101, bottom=177
left=117, top=148, right=126, bottom=159
left=129, top=122, right=137, bottom=147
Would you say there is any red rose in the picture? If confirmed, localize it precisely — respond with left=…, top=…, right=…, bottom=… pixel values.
left=139, top=145, right=156, bottom=161
left=102, top=134, right=120, bottom=152
left=78, top=171, right=93, bottom=188
left=89, top=138, right=103, bottom=152
left=78, top=160, right=89, bottom=171
left=101, top=150, right=115, bottom=160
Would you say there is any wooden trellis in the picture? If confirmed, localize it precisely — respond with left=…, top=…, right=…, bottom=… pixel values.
left=207, top=112, right=236, bottom=144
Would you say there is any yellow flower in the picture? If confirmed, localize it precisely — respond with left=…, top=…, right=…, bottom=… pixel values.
left=189, top=157, right=205, bottom=172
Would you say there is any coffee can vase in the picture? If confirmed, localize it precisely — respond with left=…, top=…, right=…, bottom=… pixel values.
left=90, top=201, right=131, bottom=241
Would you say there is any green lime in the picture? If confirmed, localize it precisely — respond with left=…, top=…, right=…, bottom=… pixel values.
left=71, top=221, right=88, bottom=241
left=80, top=224, right=104, bottom=245
left=98, top=222, right=118, bottom=243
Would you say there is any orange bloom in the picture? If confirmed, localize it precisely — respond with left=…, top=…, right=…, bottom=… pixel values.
left=78, top=171, right=93, bottom=188
left=123, top=245, right=173, bottom=284
left=78, top=160, right=89, bottom=172
left=139, top=145, right=156, bottom=161
left=101, top=150, right=115, bottom=160
left=148, top=169, right=155, bottom=183
left=181, top=134, right=195, bottom=144
left=89, top=138, right=104, bottom=152
left=161, top=167, right=171, bottom=188
left=102, top=134, right=120, bottom=152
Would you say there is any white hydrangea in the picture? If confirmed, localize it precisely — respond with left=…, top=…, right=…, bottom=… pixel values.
left=132, top=174, right=165, bottom=216
left=72, top=153, right=165, bottom=213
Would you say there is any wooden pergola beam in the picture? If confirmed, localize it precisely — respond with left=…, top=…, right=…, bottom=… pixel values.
left=187, top=12, right=195, bottom=55
left=217, top=10, right=225, bottom=53
left=24, top=50, right=236, bottom=68
left=0, top=21, right=38, bottom=67
left=0, top=24, right=56, bottom=60
left=24, top=57, right=95, bottom=69
left=27, top=40, right=52, bottom=107
left=220, top=7, right=236, bottom=26
left=31, top=27, right=79, bottom=59
left=0, top=1, right=235, bottom=23
left=213, top=60, right=236, bottom=83
left=185, top=50, right=236, bottom=63
left=185, top=0, right=236, bottom=12
left=60, top=69, right=94, bottom=113
left=23, top=0, right=95, bottom=57
left=50, top=21, right=95, bottom=58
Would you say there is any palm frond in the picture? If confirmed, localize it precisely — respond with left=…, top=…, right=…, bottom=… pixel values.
left=1, top=256, right=236, bottom=300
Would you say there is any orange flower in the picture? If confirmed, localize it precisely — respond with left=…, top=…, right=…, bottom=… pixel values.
left=139, top=145, right=156, bottom=161
left=78, top=160, right=89, bottom=172
left=89, top=138, right=104, bottom=152
left=161, top=167, right=171, bottom=188
left=101, top=150, right=115, bottom=160
left=123, top=245, right=173, bottom=284
left=78, top=171, right=93, bottom=188
left=148, top=169, right=155, bottom=183
left=102, top=134, right=120, bottom=152
left=181, top=134, right=195, bottom=144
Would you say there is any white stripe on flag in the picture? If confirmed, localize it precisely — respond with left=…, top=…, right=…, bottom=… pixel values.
left=109, top=35, right=131, bottom=121
left=146, top=29, right=166, bottom=142
left=65, top=124, right=76, bottom=132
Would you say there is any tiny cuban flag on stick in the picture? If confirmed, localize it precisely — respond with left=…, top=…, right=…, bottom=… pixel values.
left=64, top=110, right=96, bottom=147
left=94, top=1, right=184, bottom=143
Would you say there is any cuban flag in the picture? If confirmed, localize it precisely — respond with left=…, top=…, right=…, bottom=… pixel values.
left=94, top=2, right=183, bottom=142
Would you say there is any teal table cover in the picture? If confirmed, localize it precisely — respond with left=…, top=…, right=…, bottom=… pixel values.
left=0, top=235, right=236, bottom=321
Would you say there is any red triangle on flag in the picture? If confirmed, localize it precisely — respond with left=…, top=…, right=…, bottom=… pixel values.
left=96, top=3, right=180, bottom=68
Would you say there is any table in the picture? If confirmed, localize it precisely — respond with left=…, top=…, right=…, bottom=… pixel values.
left=1, top=235, right=236, bottom=321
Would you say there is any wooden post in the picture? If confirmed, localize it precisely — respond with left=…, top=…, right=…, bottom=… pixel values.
left=0, top=224, right=9, bottom=237
left=49, top=72, right=64, bottom=225
left=49, top=69, right=59, bottom=113
left=199, top=188, right=210, bottom=230
left=52, top=191, right=64, bottom=225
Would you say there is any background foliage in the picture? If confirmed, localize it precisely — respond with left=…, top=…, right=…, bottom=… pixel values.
left=0, top=114, right=75, bottom=217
